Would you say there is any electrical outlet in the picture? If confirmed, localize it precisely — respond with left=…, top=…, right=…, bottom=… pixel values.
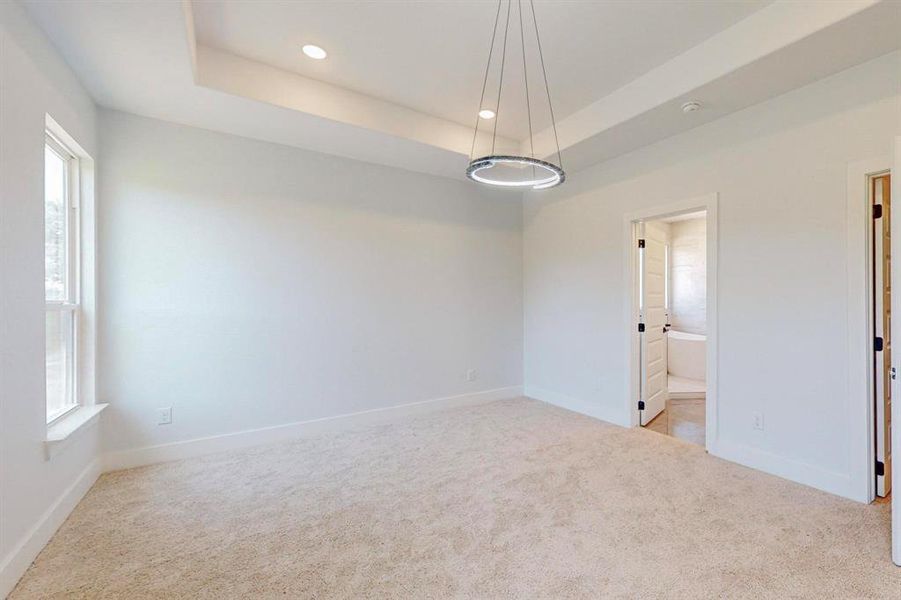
left=157, top=407, right=173, bottom=425
left=466, top=369, right=477, bottom=382
left=752, top=411, right=764, bottom=431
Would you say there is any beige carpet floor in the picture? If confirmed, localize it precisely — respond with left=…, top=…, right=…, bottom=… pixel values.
left=11, top=397, right=900, bottom=599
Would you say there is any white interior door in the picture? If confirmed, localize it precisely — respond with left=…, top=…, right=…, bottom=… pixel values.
left=640, top=221, right=668, bottom=425
left=892, top=136, right=900, bottom=566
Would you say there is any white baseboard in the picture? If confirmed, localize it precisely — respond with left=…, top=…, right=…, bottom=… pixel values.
left=1, top=386, right=522, bottom=596
left=527, top=384, right=863, bottom=503
left=525, top=385, right=630, bottom=428
left=104, top=386, right=523, bottom=472
left=0, top=458, right=102, bottom=599
left=709, top=439, right=860, bottom=503
left=0, top=384, right=869, bottom=598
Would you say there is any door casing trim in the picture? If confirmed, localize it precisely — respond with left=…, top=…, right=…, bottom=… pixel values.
left=847, top=156, right=891, bottom=504
left=623, top=193, right=718, bottom=453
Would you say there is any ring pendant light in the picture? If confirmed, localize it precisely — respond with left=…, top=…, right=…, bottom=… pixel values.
left=467, top=0, right=565, bottom=190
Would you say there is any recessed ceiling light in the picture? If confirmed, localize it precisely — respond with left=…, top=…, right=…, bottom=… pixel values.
left=478, top=109, right=496, bottom=120
left=302, top=44, right=327, bottom=60
left=681, top=101, right=702, bottom=113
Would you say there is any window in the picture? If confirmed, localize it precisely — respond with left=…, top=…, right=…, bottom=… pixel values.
left=45, top=132, right=79, bottom=423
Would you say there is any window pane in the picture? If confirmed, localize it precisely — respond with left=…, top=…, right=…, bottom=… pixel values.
left=45, top=145, right=68, bottom=302
left=46, top=310, right=75, bottom=421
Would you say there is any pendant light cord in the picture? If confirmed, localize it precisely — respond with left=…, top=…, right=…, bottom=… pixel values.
left=529, top=0, right=563, bottom=170
left=519, top=0, right=534, bottom=164
left=469, top=0, right=502, bottom=161
left=491, top=0, right=513, bottom=156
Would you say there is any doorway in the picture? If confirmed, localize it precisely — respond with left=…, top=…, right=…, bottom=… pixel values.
left=637, top=212, right=707, bottom=446
left=625, top=194, right=718, bottom=452
left=872, top=172, right=893, bottom=499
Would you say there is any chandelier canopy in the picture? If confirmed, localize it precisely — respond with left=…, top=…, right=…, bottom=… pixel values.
left=467, top=0, right=564, bottom=190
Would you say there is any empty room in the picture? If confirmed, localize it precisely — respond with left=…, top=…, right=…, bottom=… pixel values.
left=2, top=0, right=901, bottom=598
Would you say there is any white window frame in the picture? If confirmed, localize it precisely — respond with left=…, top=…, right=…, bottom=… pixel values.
left=45, top=131, right=81, bottom=424
left=43, top=115, right=104, bottom=459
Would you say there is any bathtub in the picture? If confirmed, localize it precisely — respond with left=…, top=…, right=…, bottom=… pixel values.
left=667, top=330, right=706, bottom=382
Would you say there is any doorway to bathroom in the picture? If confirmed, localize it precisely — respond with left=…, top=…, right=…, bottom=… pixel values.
left=626, top=194, right=718, bottom=451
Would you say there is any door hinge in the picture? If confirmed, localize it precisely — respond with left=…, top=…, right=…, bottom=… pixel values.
left=638, top=400, right=645, bottom=411
left=875, top=337, right=884, bottom=352
left=874, top=204, right=883, bottom=219
left=891, top=367, right=896, bottom=381
left=876, top=460, right=885, bottom=477
left=638, top=323, right=645, bottom=333
left=638, top=238, right=645, bottom=248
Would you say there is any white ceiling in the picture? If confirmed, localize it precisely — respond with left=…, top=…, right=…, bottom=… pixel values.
left=21, top=0, right=901, bottom=183
left=192, top=0, right=771, bottom=142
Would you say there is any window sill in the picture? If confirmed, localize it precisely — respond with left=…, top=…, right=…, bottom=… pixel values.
left=45, top=403, right=108, bottom=460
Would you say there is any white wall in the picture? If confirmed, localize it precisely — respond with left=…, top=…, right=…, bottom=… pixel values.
left=0, top=2, right=100, bottom=595
left=669, top=217, right=706, bottom=335
left=1, top=13, right=895, bottom=597
left=98, top=110, right=523, bottom=457
left=524, top=51, right=901, bottom=501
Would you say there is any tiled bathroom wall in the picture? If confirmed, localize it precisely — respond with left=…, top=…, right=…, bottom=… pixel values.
left=669, top=217, right=706, bottom=334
